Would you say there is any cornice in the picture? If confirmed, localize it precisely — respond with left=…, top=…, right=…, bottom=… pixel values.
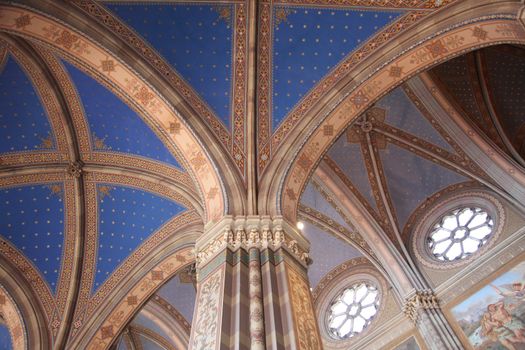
left=196, top=216, right=311, bottom=269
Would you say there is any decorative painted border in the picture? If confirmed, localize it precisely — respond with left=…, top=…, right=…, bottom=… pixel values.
left=231, top=3, right=248, bottom=176
left=281, top=17, right=525, bottom=221
left=128, top=324, right=177, bottom=350
left=297, top=204, right=376, bottom=259
left=84, top=247, right=194, bottom=350
left=273, top=0, right=455, bottom=9
left=71, top=171, right=200, bottom=337
left=71, top=0, right=250, bottom=179
left=411, top=190, right=505, bottom=270
left=189, top=265, right=225, bottom=350
left=286, top=264, right=322, bottom=350
left=0, top=172, right=76, bottom=334
left=0, top=5, right=226, bottom=222
left=0, top=43, right=69, bottom=165
left=151, top=294, right=191, bottom=335
left=321, top=157, right=396, bottom=242
left=258, top=9, right=431, bottom=173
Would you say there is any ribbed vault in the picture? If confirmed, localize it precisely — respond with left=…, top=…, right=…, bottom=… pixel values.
left=0, top=1, right=525, bottom=349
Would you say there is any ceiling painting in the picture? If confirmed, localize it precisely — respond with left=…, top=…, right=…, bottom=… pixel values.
left=300, top=182, right=354, bottom=230
left=327, top=138, right=378, bottom=212
left=302, top=221, right=362, bottom=288
left=93, top=184, right=187, bottom=291
left=63, top=60, right=184, bottom=170
left=257, top=4, right=431, bottom=172
left=375, top=86, right=456, bottom=153
left=0, top=184, right=65, bottom=293
left=139, top=334, right=165, bottom=350
left=483, top=45, right=525, bottom=158
left=157, top=271, right=196, bottom=323
left=379, top=142, right=469, bottom=231
left=271, top=6, right=403, bottom=129
left=323, top=82, right=483, bottom=242
left=103, top=2, right=234, bottom=129
left=429, top=52, right=511, bottom=157
left=0, top=55, right=55, bottom=154
left=132, top=312, right=179, bottom=348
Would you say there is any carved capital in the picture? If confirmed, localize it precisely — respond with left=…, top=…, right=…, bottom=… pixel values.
left=403, top=290, right=439, bottom=324
left=66, top=161, right=84, bottom=178
left=196, top=216, right=310, bottom=268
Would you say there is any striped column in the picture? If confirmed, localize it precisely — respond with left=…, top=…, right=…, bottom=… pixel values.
left=189, top=216, right=322, bottom=350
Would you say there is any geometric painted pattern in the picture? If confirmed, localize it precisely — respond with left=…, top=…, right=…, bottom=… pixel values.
left=0, top=184, right=65, bottom=293
left=272, top=7, right=402, bottom=128
left=93, top=184, right=186, bottom=291
left=105, top=3, right=234, bottom=127
left=0, top=56, right=55, bottom=153
left=63, top=60, right=184, bottom=169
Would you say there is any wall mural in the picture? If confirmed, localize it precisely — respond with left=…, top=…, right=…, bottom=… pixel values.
left=451, top=260, right=525, bottom=350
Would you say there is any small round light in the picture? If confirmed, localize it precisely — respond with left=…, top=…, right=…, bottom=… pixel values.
left=296, top=221, right=304, bottom=230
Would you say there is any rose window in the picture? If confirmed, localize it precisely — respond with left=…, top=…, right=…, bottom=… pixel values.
left=327, top=283, right=380, bottom=340
left=427, top=207, right=494, bottom=261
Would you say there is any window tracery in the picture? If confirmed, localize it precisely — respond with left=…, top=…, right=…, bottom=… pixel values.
left=411, top=191, right=505, bottom=269
left=428, top=207, right=494, bottom=261
left=327, top=283, right=380, bottom=340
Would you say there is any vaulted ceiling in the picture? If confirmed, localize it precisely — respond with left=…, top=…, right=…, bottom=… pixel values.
left=0, top=0, right=524, bottom=349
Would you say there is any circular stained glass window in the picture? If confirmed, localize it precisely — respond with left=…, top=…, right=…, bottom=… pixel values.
left=327, top=283, right=380, bottom=340
left=427, top=207, right=494, bottom=261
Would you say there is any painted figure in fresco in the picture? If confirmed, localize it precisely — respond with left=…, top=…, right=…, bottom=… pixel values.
left=481, top=301, right=525, bottom=350
left=491, top=283, right=525, bottom=302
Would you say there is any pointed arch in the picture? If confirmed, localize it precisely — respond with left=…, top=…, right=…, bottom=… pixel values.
left=258, top=0, right=525, bottom=221
left=0, top=2, right=245, bottom=222
left=68, top=226, right=200, bottom=350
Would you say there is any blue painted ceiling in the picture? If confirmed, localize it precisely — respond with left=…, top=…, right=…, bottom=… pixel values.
left=103, top=2, right=234, bottom=128
left=93, top=184, right=186, bottom=291
left=327, top=85, right=470, bottom=232
left=0, top=55, right=55, bottom=153
left=0, top=323, right=12, bottom=350
left=0, top=184, right=65, bottom=293
left=376, top=87, right=455, bottom=153
left=327, top=139, right=378, bottom=212
left=271, top=7, right=403, bottom=129
left=63, top=60, right=183, bottom=169
left=379, top=143, right=468, bottom=230
left=157, top=274, right=196, bottom=322
left=300, top=182, right=354, bottom=230
left=302, top=221, right=362, bottom=288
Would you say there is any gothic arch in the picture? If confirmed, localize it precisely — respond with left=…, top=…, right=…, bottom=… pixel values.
left=0, top=257, right=50, bottom=350
left=69, top=226, right=199, bottom=350
left=258, top=0, right=525, bottom=222
left=0, top=2, right=244, bottom=223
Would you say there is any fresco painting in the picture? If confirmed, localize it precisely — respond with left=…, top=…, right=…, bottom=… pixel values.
left=452, top=261, right=525, bottom=350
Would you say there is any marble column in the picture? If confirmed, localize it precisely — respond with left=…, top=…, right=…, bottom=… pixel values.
left=189, top=216, right=322, bottom=350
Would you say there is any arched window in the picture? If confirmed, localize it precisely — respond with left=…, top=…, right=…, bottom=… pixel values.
left=412, top=191, right=504, bottom=269
left=428, top=207, right=494, bottom=261
left=327, top=282, right=380, bottom=340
